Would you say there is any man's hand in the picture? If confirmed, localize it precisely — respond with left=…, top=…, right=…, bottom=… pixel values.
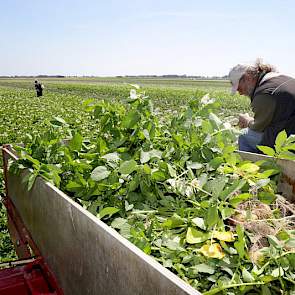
left=238, top=113, right=254, bottom=128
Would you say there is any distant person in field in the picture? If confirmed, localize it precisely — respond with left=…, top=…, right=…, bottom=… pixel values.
left=34, top=80, right=43, bottom=97
left=228, top=59, right=295, bottom=153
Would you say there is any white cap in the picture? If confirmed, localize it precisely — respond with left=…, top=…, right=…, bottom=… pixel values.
left=228, top=64, right=250, bottom=94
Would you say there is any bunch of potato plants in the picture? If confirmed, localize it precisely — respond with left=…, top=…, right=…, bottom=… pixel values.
left=9, top=87, right=295, bottom=294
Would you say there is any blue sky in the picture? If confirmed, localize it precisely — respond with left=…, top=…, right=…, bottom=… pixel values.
left=1, top=0, right=295, bottom=76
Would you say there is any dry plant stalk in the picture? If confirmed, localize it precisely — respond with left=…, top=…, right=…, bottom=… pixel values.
left=229, top=197, right=295, bottom=263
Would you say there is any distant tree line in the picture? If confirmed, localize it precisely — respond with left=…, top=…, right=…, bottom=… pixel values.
left=0, top=75, right=65, bottom=78
left=0, top=74, right=228, bottom=79
left=117, top=74, right=228, bottom=79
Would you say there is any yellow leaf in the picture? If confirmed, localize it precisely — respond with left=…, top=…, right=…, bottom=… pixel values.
left=213, top=231, right=235, bottom=242
left=239, top=163, right=260, bottom=173
left=199, top=243, right=225, bottom=259
left=186, top=227, right=209, bottom=244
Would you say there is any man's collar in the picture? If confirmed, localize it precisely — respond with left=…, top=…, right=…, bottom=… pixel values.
left=259, top=72, right=282, bottom=85
left=250, top=71, right=268, bottom=101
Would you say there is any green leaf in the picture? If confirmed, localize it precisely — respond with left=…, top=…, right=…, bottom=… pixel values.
left=261, top=285, right=272, bottom=295
left=69, top=133, right=83, bottom=151
left=128, top=83, right=140, bottom=89
left=198, top=173, right=208, bottom=188
left=186, top=161, right=203, bottom=170
left=239, top=162, right=260, bottom=173
left=191, top=217, right=206, bottom=230
left=230, top=193, right=252, bottom=207
left=258, top=192, right=276, bottom=204
left=234, top=224, right=245, bottom=258
left=204, top=176, right=228, bottom=198
left=119, top=222, right=132, bottom=238
left=163, top=259, right=173, bottom=268
left=143, top=164, right=151, bottom=175
left=223, top=145, right=236, bottom=154
left=209, top=157, right=224, bottom=169
left=128, top=176, right=140, bottom=192
left=119, top=160, right=137, bottom=175
left=202, top=120, right=213, bottom=134
left=186, top=227, right=209, bottom=244
left=209, top=112, right=223, bottom=128
left=277, top=150, right=295, bottom=160
left=205, top=205, right=219, bottom=229
left=124, top=200, right=134, bottom=211
left=122, top=110, right=141, bottom=128
left=275, top=130, right=287, bottom=152
left=163, top=214, right=185, bottom=229
left=149, top=149, right=162, bottom=159
left=255, top=178, right=270, bottom=188
left=140, top=150, right=150, bottom=164
left=97, top=207, right=120, bottom=219
left=87, top=200, right=101, bottom=215
left=101, top=152, right=120, bottom=162
left=257, top=145, right=275, bottom=156
left=220, top=179, right=247, bottom=200
left=82, top=98, right=95, bottom=108
left=242, top=268, right=255, bottom=283
left=65, top=181, right=82, bottom=192
left=259, top=169, right=280, bottom=178
left=172, top=134, right=184, bottom=147
left=139, top=149, right=162, bottom=164
left=24, top=154, right=40, bottom=167
left=167, top=164, right=177, bottom=177
left=151, top=170, right=167, bottom=181
left=271, top=267, right=284, bottom=277
left=221, top=207, right=235, bottom=219
left=285, top=134, right=295, bottom=145
left=91, top=166, right=111, bottom=181
left=224, top=153, right=238, bottom=166
left=111, top=217, right=127, bottom=229
left=194, top=263, right=215, bottom=274
left=276, top=230, right=290, bottom=241
left=285, top=238, right=295, bottom=248
left=50, top=116, right=68, bottom=127
left=261, top=275, right=276, bottom=283
left=27, top=173, right=37, bottom=191
left=142, top=129, right=150, bottom=140
left=268, top=235, right=283, bottom=249
left=97, top=138, right=108, bottom=154
left=282, top=143, right=295, bottom=151
left=163, top=236, right=182, bottom=251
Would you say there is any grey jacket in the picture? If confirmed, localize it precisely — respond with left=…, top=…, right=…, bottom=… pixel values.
left=249, top=73, right=295, bottom=147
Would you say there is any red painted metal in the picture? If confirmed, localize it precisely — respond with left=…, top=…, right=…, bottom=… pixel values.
left=0, top=257, right=62, bottom=294
left=1, top=145, right=64, bottom=294
left=4, top=198, right=41, bottom=259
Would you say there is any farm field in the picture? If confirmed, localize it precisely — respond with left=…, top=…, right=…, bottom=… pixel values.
left=0, top=78, right=249, bottom=159
left=0, top=77, right=231, bottom=90
left=0, top=78, right=243, bottom=261
left=1, top=78, right=294, bottom=294
left=0, top=77, right=252, bottom=148
left=0, top=77, right=249, bottom=118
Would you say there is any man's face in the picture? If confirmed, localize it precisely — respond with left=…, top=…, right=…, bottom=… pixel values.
left=237, top=73, right=256, bottom=97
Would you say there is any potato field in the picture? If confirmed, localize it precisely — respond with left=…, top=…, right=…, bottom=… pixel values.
left=0, top=78, right=294, bottom=294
